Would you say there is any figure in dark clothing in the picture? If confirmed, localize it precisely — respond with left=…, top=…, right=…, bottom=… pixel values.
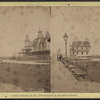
left=57, top=49, right=62, bottom=61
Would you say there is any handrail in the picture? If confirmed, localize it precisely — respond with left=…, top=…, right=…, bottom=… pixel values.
left=60, top=56, right=88, bottom=80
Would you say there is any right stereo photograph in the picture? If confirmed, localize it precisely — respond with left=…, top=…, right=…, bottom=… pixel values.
left=51, top=6, right=100, bottom=93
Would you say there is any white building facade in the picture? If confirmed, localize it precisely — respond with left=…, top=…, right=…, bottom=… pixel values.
left=70, top=41, right=90, bottom=58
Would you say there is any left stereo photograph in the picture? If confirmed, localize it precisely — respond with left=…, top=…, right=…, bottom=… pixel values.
left=0, top=6, right=51, bottom=93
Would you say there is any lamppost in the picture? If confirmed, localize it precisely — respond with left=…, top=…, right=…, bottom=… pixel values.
left=63, top=33, right=68, bottom=58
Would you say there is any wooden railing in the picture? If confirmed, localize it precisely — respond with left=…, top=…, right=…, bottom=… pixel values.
left=59, top=56, right=88, bottom=80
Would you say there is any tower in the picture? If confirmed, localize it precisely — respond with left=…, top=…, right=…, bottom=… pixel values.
left=45, top=31, right=51, bottom=50
left=37, top=27, right=44, bottom=39
left=37, top=27, right=44, bottom=51
left=24, top=34, right=32, bottom=53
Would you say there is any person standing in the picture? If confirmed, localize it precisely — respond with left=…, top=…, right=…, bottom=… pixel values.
left=57, top=49, right=62, bottom=61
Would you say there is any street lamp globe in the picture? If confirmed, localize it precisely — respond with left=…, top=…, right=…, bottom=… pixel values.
left=63, top=33, right=68, bottom=41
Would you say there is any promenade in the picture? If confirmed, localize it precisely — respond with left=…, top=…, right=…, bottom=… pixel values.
left=51, top=56, right=100, bottom=93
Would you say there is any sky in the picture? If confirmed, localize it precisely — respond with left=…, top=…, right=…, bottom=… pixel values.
left=51, top=7, right=100, bottom=56
left=0, top=6, right=100, bottom=57
left=0, top=6, right=50, bottom=57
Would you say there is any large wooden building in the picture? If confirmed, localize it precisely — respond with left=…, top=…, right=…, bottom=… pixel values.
left=21, top=28, right=50, bottom=53
left=32, top=30, right=50, bottom=51
left=70, top=41, right=90, bottom=58
left=19, top=28, right=51, bottom=60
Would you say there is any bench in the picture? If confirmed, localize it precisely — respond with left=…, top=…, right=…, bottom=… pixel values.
left=68, top=64, right=76, bottom=71
left=71, top=68, right=87, bottom=80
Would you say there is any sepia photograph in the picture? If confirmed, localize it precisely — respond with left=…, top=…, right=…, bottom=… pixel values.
left=51, top=6, right=100, bottom=93
left=0, top=6, right=51, bottom=93
left=1, top=5, right=100, bottom=95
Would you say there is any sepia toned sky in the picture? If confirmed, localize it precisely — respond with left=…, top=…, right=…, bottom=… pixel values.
left=51, top=7, right=100, bottom=56
left=0, top=6, right=50, bottom=57
left=0, top=6, right=100, bottom=57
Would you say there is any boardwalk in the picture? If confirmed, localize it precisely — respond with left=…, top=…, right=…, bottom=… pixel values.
left=51, top=56, right=77, bottom=92
left=51, top=56, right=100, bottom=93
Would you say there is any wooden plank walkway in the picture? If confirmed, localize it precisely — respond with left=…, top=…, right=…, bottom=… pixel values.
left=59, top=56, right=88, bottom=80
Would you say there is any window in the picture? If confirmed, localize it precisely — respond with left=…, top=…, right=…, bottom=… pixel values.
left=86, top=52, right=88, bottom=54
left=86, top=47, right=87, bottom=49
left=73, top=52, right=74, bottom=54
left=77, top=52, right=78, bottom=54
left=81, top=47, right=83, bottom=49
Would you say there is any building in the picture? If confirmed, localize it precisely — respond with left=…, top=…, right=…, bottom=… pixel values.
left=70, top=41, right=90, bottom=58
left=19, top=28, right=51, bottom=56
left=32, top=29, right=51, bottom=52
left=24, top=34, right=32, bottom=52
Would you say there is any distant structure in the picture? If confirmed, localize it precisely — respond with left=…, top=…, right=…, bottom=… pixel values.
left=70, top=41, right=90, bottom=58
left=24, top=34, right=32, bottom=52
left=32, top=29, right=50, bottom=51
left=19, top=28, right=51, bottom=56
